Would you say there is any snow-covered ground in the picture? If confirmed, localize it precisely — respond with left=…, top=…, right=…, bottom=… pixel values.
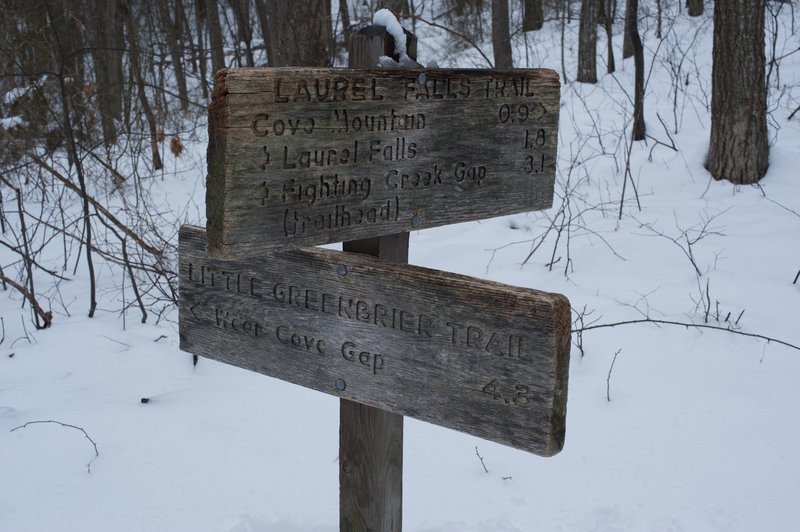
left=2, top=5, right=799, bottom=532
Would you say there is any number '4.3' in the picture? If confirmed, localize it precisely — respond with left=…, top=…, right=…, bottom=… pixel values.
left=482, top=378, right=532, bottom=407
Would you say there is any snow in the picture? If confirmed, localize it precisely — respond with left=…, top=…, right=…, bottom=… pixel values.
left=0, top=115, right=24, bottom=129
left=2, top=75, right=47, bottom=105
left=373, top=8, right=420, bottom=68
left=2, top=86, right=33, bottom=106
left=373, top=9, right=408, bottom=58
left=2, top=5, right=800, bottom=532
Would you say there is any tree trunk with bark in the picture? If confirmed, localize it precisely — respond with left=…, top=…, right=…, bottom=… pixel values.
left=577, top=0, right=598, bottom=83
left=206, top=0, right=226, bottom=74
left=264, top=0, right=333, bottom=67
left=687, top=0, right=703, bottom=17
left=339, top=0, right=352, bottom=46
left=656, top=0, right=663, bottom=38
left=253, top=0, right=274, bottom=66
left=627, top=0, right=645, bottom=140
left=157, top=0, right=189, bottom=110
left=124, top=8, right=163, bottom=170
left=194, top=0, right=209, bottom=98
left=492, top=0, right=513, bottom=68
left=599, top=0, right=616, bottom=73
left=623, top=0, right=634, bottom=59
left=90, top=0, right=124, bottom=144
left=707, top=0, right=768, bottom=183
left=230, top=0, right=255, bottom=67
left=523, top=0, right=544, bottom=31
left=378, top=0, right=409, bottom=16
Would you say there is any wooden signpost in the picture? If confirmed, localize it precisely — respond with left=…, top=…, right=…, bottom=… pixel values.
left=181, top=23, right=569, bottom=532
left=179, top=225, right=570, bottom=454
left=206, top=66, right=559, bottom=258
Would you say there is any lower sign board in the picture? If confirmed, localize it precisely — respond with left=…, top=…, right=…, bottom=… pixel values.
left=179, top=225, right=570, bottom=456
left=207, top=67, right=560, bottom=258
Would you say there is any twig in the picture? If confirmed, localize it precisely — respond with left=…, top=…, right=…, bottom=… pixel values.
left=646, top=113, right=679, bottom=161
left=607, top=349, right=622, bottom=402
left=26, top=154, right=164, bottom=259
left=122, top=236, right=147, bottom=323
left=10, top=420, right=99, bottom=474
left=475, top=446, right=489, bottom=473
left=576, top=318, right=799, bottom=352
left=572, top=305, right=600, bottom=358
left=101, top=335, right=131, bottom=349
left=11, top=315, right=32, bottom=347
left=0, top=178, right=42, bottom=328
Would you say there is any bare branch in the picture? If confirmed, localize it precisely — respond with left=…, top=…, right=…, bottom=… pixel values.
left=10, top=420, right=98, bottom=473
left=576, top=318, right=799, bottom=352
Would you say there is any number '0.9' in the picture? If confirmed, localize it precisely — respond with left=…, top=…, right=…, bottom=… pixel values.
left=498, top=103, right=532, bottom=124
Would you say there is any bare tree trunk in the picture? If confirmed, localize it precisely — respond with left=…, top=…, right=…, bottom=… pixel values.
left=656, top=0, right=663, bottom=38
left=560, top=0, right=568, bottom=81
left=230, top=0, right=255, bottom=67
left=523, top=0, right=544, bottom=31
left=687, top=0, right=703, bottom=17
left=125, top=9, right=163, bottom=170
left=206, top=0, right=226, bottom=74
left=577, top=0, right=598, bottom=83
left=339, top=0, right=353, bottom=45
left=707, top=0, right=768, bottom=183
left=491, top=0, right=513, bottom=68
left=194, top=0, right=210, bottom=98
left=90, top=0, right=123, bottom=144
left=628, top=0, right=645, bottom=140
left=177, top=0, right=198, bottom=78
left=378, top=0, right=409, bottom=16
left=158, top=0, right=189, bottom=110
left=264, top=0, right=333, bottom=67
left=253, top=0, right=274, bottom=65
left=599, top=0, right=616, bottom=73
left=623, top=0, right=634, bottom=59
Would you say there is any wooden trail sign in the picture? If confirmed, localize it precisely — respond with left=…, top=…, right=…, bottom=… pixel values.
left=179, top=225, right=570, bottom=456
left=207, top=67, right=560, bottom=258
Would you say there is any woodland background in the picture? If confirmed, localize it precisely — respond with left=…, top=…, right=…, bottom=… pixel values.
left=1, top=2, right=799, bottom=531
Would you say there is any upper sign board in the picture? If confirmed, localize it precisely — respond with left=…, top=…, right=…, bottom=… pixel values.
left=206, top=67, right=560, bottom=258
left=179, top=226, right=570, bottom=456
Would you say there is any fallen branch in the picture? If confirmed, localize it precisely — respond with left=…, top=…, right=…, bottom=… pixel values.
left=0, top=273, right=52, bottom=328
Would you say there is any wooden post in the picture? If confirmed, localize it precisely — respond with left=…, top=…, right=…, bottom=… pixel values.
left=339, top=25, right=417, bottom=532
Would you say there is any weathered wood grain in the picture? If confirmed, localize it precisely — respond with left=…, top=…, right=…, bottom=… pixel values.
left=179, top=225, right=570, bottom=456
left=206, top=67, right=560, bottom=258
left=340, top=232, right=407, bottom=532
left=338, top=30, right=416, bottom=532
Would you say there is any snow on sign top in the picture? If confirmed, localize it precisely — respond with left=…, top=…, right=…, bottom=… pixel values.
left=206, top=67, right=560, bottom=259
left=373, top=9, right=408, bottom=60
